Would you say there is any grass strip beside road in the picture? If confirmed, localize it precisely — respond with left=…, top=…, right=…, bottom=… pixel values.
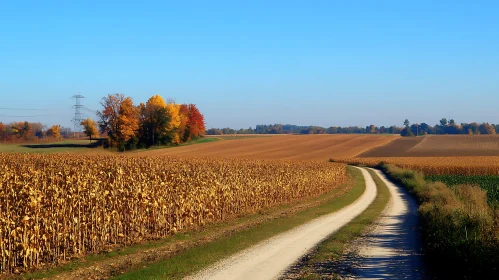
left=112, top=166, right=366, bottom=280
left=380, top=164, right=499, bottom=278
left=285, top=168, right=390, bottom=279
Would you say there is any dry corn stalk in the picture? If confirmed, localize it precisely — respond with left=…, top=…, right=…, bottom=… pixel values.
left=0, top=154, right=346, bottom=273
left=334, top=156, right=499, bottom=176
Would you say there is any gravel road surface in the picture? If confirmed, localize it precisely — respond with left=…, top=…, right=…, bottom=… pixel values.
left=346, top=168, right=426, bottom=279
left=186, top=167, right=377, bottom=280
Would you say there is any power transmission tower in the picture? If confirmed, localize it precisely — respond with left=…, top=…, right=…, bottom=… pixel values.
left=71, top=94, right=85, bottom=138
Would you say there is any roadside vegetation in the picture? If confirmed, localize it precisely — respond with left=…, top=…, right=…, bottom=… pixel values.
left=426, top=174, right=499, bottom=204
left=380, top=164, right=499, bottom=278
left=334, top=156, right=499, bottom=176
left=332, top=156, right=499, bottom=278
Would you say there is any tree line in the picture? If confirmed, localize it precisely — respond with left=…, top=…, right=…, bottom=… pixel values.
left=0, top=121, right=66, bottom=142
left=96, top=93, right=206, bottom=151
left=207, top=124, right=403, bottom=135
left=401, top=118, right=497, bottom=136
left=0, top=94, right=206, bottom=149
left=207, top=118, right=498, bottom=136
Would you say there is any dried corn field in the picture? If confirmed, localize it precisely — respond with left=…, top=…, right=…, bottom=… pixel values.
left=333, top=156, right=499, bottom=175
left=0, top=154, right=346, bottom=273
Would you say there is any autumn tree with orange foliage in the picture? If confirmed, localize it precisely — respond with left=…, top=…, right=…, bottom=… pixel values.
left=98, top=93, right=139, bottom=150
left=185, top=104, right=206, bottom=141
left=10, top=121, right=34, bottom=140
left=98, top=93, right=206, bottom=151
left=46, top=125, right=61, bottom=139
left=165, top=102, right=182, bottom=144
left=178, top=104, right=189, bottom=141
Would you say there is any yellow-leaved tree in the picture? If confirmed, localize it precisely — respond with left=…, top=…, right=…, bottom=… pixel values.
left=142, top=95, right=170, bottom=146
left=118, top=98, right=139, bottom=144
left=139, top=95, right=182, bottom=146
left=80, top=118, right=99, bottom=142
left=46, top=125, right=61, bottom=139
left=165, top=102, right=181, bottom=144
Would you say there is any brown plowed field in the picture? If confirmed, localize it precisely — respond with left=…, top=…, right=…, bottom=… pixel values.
left=359, top=135, right=499, bottom=157
left=358, top=137, right=424, bottom=157
left=135, top=134, right=399, bottom=161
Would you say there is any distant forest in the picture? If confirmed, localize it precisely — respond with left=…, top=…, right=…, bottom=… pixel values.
left=207, top=118, right=498, bottom=136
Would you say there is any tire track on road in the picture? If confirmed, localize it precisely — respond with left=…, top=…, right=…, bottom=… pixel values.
left=186, top=167, right=377, bottom=280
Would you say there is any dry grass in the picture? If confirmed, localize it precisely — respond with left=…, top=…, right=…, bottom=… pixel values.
left=134, top=134, right=399, bottom=160
left=333, top=156, right=499, bottom=175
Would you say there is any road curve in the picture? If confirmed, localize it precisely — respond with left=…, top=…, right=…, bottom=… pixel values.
left=186, top=167, right=377, bottom=280
left=347, top=168, right=427, bottom=279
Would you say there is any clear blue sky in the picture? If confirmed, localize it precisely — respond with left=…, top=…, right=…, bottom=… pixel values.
left=1, top=0, right=498, bottom=129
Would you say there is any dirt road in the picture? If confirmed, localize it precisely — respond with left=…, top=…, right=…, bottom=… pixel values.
left=186, top=167, right=377, bottom=280
left=346, top=168, right=427, bottom=279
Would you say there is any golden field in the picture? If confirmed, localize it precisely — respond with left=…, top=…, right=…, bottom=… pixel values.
left=0, top=153, right=346, bottom=273
left=333, top=156, right=499, bottom=175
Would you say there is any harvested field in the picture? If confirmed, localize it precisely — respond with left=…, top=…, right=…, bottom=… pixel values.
left=358, top=137, right=423, bottom=157
left=333, top=156, right=499, bottom=176
left=135, top=134, right=399, bottom=160
left=360, top=135, right=499, bottom=157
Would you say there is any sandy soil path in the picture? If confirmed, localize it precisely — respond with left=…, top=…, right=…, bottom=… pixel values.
left=186, top=167, right=377, bottom=280
left=347, top=168, right=427, bottom=279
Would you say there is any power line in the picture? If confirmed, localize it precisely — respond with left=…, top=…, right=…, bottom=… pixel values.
left=0, top=114, right=57, bottom=117
left=82, top=106, right=98, bottom=114
left=0, top=108, right=49, bottom=111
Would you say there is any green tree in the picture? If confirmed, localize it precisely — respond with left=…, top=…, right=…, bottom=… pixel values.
left=419, top=123, right=431, bottom=134
left=401, top=126, right=414, bottom=137
left=440, top=118, right=448, bottom=126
